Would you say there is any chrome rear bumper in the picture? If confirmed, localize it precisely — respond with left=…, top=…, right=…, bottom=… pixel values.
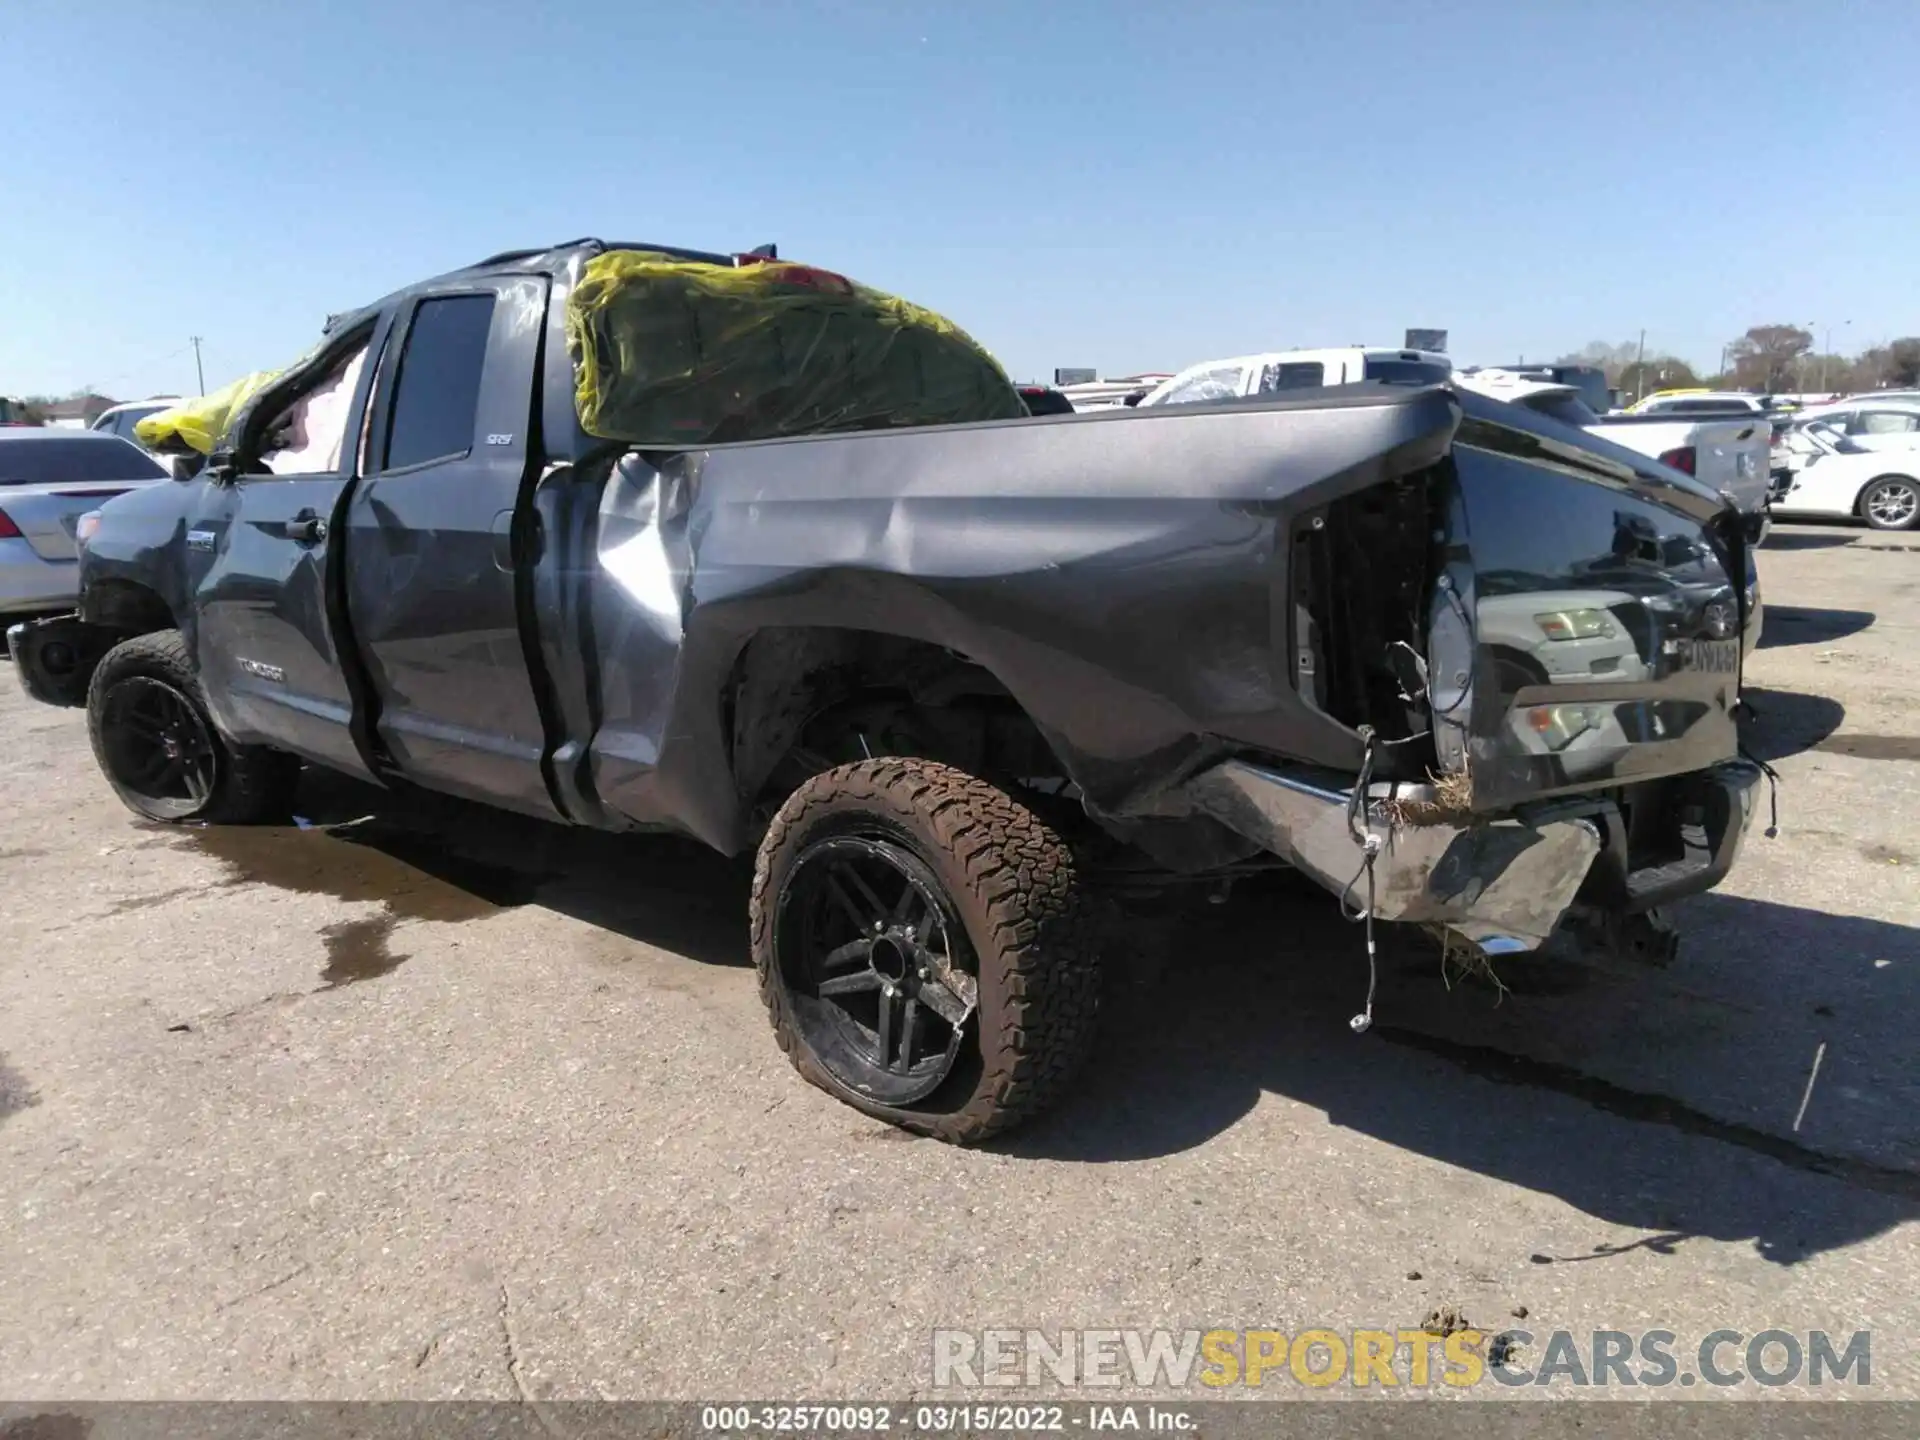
left=1180, top=758, right=1762, bottom=952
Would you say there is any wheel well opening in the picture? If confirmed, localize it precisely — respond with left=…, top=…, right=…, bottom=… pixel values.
left=727, top=628, right=1074, bottom=822
left=728, top=627, right=1280, bottom=903
left=79, top=580, right=176, bottom=637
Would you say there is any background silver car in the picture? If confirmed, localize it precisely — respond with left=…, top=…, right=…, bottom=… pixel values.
left=0, top=431, right=170, bottom=618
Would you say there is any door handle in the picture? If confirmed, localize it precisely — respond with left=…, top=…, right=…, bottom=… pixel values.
left=492, top=509, right=541, bottom=570
left=287, top=514, right=328, bottom=545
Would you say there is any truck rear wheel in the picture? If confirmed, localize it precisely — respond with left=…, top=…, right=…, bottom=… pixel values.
left=86, top=630, right=300, bottom=824
left=751, top=758, right=1100, bottom=1143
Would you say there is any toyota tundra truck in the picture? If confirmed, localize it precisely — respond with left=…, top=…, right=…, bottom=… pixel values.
left=9, top=238, right=1765, bottom=1142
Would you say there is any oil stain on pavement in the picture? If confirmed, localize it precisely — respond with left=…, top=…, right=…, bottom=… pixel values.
left=0, top=1414, right=92, bottom=1440
left=170, top=816, right=550, bottom=990
left=318, top=916, right=409, bottom=988
left=0, top=1054, right=39, bottom=1126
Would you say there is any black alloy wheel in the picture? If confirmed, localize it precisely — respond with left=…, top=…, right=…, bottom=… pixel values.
left=97, top=674, right=220, bottom=817
left=751, top=758, right=1101, bottom=1142
left=86, top=630, right=300, bottom=825
left=773, top=832, right=978, bottom=1106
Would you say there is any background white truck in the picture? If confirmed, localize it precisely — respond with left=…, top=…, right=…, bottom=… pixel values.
left=1454, top=367, right=1772, bottom=528
left=1139, top=350, right=1773, bottom=529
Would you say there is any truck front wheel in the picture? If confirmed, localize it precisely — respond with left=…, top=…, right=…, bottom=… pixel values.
left=751, top=758, right=1100, bottom=1143
left=86, top=630, right=300, bottom=824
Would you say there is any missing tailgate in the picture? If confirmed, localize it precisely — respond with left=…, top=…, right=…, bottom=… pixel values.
left=1291, top=467, right=1445, bottom=768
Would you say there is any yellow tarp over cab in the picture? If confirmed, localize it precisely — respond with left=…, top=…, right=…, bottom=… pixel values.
left=133, top=371, right=282, bottom=455
left=565, top=251, right=1024, bottom=446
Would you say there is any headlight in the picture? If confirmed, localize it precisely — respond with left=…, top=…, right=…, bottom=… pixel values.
left=1533, top=608, right=1616, bottom=641
left=75, top=510, right=103, bottom=546
left=1523, top=702, right=1600, bottom=750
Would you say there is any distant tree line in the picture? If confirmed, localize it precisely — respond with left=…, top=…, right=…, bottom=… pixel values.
left=9, top=394, right=57, bottom=423
left=1556, top=329, right=1920, bottom=399
left=7, top=386, right=113, bottom=424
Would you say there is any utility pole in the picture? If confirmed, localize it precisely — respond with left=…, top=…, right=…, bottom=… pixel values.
left=190, top=336, right=205, bottom=395
left=1635, top=329, right=1647, bottom=403
left=1821, top=321, right=1851, bottom=394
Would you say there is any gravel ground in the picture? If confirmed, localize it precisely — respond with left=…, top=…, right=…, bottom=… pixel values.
left=0, top=521, right=1915, bottom=1404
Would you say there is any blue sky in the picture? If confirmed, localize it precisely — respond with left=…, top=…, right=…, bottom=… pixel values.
left=3, top=0, right=1915, bottom=400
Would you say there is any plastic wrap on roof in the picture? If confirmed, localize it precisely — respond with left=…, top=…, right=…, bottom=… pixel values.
left=566, top=250, right=1024, bottom=445
left=133, top=371, right=283, bottom=455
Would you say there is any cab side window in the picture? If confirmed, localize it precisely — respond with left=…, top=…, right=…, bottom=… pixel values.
left=381, top=295, right=496, bottom=472
left=1259, top=362, right=1326, bottom=392
left=1159, top=365, right=1245, bottom=405
left=256, top=341, right=372, bottom=477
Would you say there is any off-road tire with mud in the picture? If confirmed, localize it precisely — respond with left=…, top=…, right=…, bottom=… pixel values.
left=751, top=757, right=1101, bottom=1143
left=87, top=629, right=300, bottom=825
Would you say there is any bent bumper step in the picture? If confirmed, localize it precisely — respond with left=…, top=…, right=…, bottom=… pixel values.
left=1181, top=757, right=1763, bottom=951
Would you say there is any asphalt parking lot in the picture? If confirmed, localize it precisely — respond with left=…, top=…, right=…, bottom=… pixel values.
left=1, top=521, right=1916, bottom=1403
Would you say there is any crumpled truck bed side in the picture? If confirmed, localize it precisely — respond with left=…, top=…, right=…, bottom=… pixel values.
left=525, top=386, right=1459, bottom=854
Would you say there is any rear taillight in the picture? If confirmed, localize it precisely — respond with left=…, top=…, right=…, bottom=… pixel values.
left=1657, top=446, right=1697, bottom=475
left=0, top=508, right=19, bottom=539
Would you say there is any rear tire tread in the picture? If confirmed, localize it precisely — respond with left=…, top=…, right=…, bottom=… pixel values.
left=751, top=757, right=1100, bottom=1144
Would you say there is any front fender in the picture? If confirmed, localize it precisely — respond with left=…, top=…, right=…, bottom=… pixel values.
left=74, top=481, right=198, bottom=639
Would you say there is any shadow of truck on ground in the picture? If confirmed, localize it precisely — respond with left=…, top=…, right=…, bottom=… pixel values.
left=170, top=764, right=1920, bottom=1269
left=1006, top=876, right=1920, bottom=1267
left=1756, top=606, right=1875, bottom=648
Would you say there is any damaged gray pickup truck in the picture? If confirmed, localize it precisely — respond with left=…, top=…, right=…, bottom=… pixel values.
left=10, top=238, right=1766, bottom=1142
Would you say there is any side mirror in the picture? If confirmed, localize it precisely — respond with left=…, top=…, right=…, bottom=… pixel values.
left=204, top=449, right=238, bottom=485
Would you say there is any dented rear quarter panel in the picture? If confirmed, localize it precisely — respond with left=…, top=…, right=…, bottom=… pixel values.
left=529, top=382, right=1748, bottom=857
left=532, top=387, right=1461, bottom=852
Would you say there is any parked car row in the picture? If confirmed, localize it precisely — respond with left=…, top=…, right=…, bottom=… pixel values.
left=1059, top=349, right=1917, bottom=533
left=1626, top=390, right=1777, bottom=417
left=1120, top=349, right=1775, bottom=535
left=9, top=337, right=1913, bottom=643
left=1457, top=369, right=1776, bottom=529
